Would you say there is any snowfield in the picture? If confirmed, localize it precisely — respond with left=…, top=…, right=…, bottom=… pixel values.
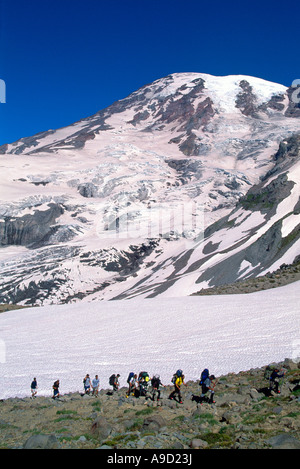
left=0, top=281, right=299, bottom=400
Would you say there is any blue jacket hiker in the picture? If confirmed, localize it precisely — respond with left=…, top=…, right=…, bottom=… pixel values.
left=31, top=378, right=38, bottom=398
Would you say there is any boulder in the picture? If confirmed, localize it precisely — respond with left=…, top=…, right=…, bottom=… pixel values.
left=221, top=410, right=242, bottom=425
left=265, top=434, right=300, bottom=449
left=190, top=438, right=208, bottom=449
left=143, top=415, right=167, bottom=432
left=91, top=415, right=112, bottom=440
left=23, top=434, right=60, bottom=449
left=283, top=358, right=299, bottom=371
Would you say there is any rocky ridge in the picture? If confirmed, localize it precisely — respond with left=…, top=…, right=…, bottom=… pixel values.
left=193, top=257, right=300, bottom=295
left=0, top=359, right=299, bottom=450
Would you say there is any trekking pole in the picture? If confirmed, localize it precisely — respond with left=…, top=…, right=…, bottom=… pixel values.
left=211, top=378, right=218, bottom=391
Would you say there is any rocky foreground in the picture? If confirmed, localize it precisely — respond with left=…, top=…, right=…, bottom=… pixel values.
left=0, top=359, right=299, bottom=450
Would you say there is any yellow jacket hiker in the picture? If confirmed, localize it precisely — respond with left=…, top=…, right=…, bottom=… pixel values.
left=169, top=371, right=187, bottom=404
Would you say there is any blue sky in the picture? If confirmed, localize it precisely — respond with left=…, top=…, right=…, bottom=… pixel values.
left=0, top=0, right=299, bottom=146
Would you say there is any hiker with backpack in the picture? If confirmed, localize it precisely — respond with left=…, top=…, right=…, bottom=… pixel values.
left=200, top=371, right=216, bottom=404
left=126, top=373, right=138, bottom=397
left=138, top=371, right=150, bottom=397
left=52, top=379, right=60, bottom=399
left=109, top=374, right=120, bottom=392
left=151, top=374, right=165, bottom=402
left=200, top=368, right=209, bottom=386
left=269, top=368, right=285, bottom=394
left=83, top=374, right=91, bottom=394
left=169, top=370, right=187, bottom=404
left=264, top=364, right=285, bottom=395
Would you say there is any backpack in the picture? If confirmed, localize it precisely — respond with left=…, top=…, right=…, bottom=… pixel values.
left=127, top=372, right=135, bottom=384
left=109, top=374, right=116, bottom=386
left=151, top=376, right=160, bottom=388
left=200, top=368, right=209, bottom=385
left=172, top=369, right=183, bottom=384
left=139, top=372, right=150, bottom=387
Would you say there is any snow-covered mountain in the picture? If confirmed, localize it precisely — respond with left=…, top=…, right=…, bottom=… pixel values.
left=0, top=73, right=300, bottom=305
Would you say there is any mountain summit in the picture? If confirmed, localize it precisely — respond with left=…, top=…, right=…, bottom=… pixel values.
left=0, top=73, right=299, bottom=304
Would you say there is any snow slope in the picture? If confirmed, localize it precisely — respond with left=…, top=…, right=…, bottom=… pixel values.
left=0, top=281, right=299, bottom=400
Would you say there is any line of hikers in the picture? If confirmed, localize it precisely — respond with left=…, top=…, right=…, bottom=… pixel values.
left=30, top=369, right=217, bottom=404
left=30, top=365, right=286, bottom=402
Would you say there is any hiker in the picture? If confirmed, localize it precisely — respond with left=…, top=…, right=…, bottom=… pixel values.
left=52, top=380, right=60, bottom=399
left=264, top=364, right=285, bottom=395
left=92, top=375, right=100, bottom=397
left=151, top=374, right=165, bottom=402
left=200, top=368, right=209, bottom=386
left=83, top=374, right=91, bottom=394
left=109, top=374, right=120, bottom=392
left=269, top=368, right=285, bottom=394
left=31, top=377, right=38, bottom=398
left=200, top=374, right=216, bottom=404
left=138, top=372, right=150, bottom=397
left=169, top=370, right=187, bottom=404
left=126, top=373, right=138, bottom=397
